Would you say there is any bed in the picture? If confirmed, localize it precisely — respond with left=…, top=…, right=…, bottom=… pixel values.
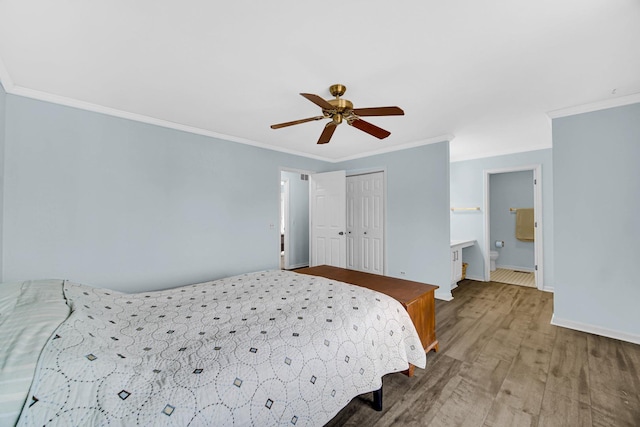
left=0, top=269, right=426, bottom=426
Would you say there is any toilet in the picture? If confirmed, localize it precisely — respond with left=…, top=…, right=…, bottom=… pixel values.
left=489, top=251, right=499, bottom=272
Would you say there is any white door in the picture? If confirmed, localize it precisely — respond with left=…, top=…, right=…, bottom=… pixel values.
left=310, top=171, right=346, bottom=268
left=346, top=172, right=384, bottom=274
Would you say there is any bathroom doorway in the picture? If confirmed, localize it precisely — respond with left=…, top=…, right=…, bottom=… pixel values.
left=483, top=165, right=543, bottom=289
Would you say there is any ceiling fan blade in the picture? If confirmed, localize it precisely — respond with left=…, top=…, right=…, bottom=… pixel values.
left=317, top=122, right=338, bottom=144
left=270, top=116, right=325, bottom=129
left=352, top=106, right=404, bottom=116
left=300, top=93, right=335, bottom=110
left=350, top=119, right=391, bottom=139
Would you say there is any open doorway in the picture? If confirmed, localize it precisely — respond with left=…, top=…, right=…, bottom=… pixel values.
left=483, top=165, right=543, bottom=289
left=280, top=169, right=312, bottom=270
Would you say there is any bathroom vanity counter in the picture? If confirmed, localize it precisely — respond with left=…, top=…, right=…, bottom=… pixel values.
left=451, top=239, right=475, bottom=249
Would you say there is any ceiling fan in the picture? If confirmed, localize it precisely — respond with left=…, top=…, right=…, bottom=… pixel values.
left=270, top=84, right=404, bottom=144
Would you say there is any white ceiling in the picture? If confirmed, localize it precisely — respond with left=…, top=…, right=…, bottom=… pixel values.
left=1, top=1, right=639, bottom=162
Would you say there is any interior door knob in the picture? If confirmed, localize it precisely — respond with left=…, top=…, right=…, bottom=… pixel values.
left=338, top=231, right=344, bottom=235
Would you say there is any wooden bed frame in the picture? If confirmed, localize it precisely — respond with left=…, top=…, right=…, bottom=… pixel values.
left=295, top=265, right=439, bottom=377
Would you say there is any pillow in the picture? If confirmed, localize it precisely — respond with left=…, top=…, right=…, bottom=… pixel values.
left=0, top=280, right=69, bottom=426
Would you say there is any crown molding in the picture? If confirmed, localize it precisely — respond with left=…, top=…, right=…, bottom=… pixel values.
left=547, top=92, right=640, bottom=119
left=450, top=144, right=552, bottom=163
left=331, top=134, right=455, bottom=163
left=0, top=57, right=14, bottom=91
left=6, top=84, right=336, bottom=162
left=3, top=81, right=455, bottom=164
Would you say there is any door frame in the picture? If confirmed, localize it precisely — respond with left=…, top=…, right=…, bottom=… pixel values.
left=281, top=177, right=290, bottom=269
left=279, top=167, right=314, bottom=270
left=483, top=164, right=544, bottom=290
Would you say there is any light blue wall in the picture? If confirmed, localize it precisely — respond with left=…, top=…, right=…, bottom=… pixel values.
left=2, top=94, right=329, bottom=292
left=334, top=142, right=451, bottom=291
left=0, top=92, right=451, bottom=295
left=450, top=149, right=553, bottom=288
left=281, top=170, right=309, bottom=268
left=490, top=170, right=535, bottom=270
left=0, top=82, right=5, bottom=280
left=553, top=103, right=640, bottom=339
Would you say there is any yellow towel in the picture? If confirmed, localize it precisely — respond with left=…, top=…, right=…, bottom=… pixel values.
left=516, top=208, right=534, bottom=241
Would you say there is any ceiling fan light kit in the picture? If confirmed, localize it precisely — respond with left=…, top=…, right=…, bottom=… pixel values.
left=271, top=84, right=404, bottom=145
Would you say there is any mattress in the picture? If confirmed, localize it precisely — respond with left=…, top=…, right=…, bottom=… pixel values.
left=8, top=270, right=425, bottom=426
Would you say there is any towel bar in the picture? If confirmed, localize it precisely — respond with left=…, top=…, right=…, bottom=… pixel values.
left=450, top=207, right=480, bottom=211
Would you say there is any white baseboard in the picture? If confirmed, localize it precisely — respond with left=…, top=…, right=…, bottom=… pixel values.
left=551, top=315, right=640, bottom=345
left=465, top=274, right=485, bottom=282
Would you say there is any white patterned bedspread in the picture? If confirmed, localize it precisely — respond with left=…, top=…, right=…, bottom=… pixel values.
left=17, top=270, right=426, bottom=426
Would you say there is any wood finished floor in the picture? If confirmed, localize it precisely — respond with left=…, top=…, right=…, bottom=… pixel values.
left=325, top=279, right=640, bottom=427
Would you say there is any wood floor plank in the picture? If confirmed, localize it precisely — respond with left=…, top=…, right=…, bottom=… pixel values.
left=587, top=334, right=640, bottom=399
left=477, top=314, right=531, bottom=364
left=511, top=286, right=544, bottom=315
left=591, top=403, right=640, bottom=427
left=545, top=327, right=591, bottom=404
left=425, top=378, right=495, bottom=427
left=440, top=285, right=528, bottom=363
left=372, top=356, right=465, bottom=426
left=483, top=401, right=538, bottom=427
left=457, top=354, right=511, bottom=395
left=489, top=329, right=547, bottom=425
left=620, top=340, right=640, bottom=399
left=527, top=291, right=556, bottom=337
left=442, top=318, right=499, bottom=362
left=485, top=331, right=553, bottom=418
left=326, top=355, right=464, bottom=427
left=539, top=390, right=592, bottom=427
left=521, top=329, right=556, bottom=353
left=587, top=334, right=640, bottom=426
left=485, top=284, right=521, bottom=315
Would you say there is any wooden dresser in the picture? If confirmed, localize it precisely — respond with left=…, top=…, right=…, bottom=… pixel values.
left=295, top=265, right=439, bottom=375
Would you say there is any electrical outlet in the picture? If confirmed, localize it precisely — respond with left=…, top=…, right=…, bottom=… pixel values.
left=400, top=271, right=406, bottom=275
left=269, top=223, right=275, bottom=229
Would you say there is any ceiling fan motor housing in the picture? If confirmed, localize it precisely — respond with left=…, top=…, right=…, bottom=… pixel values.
left=325, top=98, right=354, bottom=117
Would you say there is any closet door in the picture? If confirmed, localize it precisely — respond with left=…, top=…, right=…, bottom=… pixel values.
left=346, top=178, right=358, bottom=270
left=346, top=172, right=384, bottom=274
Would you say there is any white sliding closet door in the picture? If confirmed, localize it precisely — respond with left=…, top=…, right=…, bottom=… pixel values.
left=346, top=172, right=384, bottom=274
